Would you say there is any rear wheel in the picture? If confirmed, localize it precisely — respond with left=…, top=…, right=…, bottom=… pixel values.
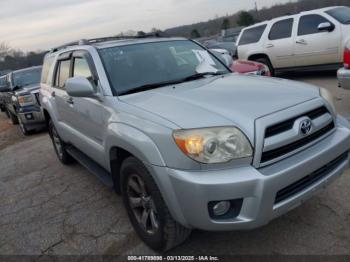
left=49, top=120, right=74, bottom=165
left=253, top=57, right=275, bottom=76
left=121, top=157, right=191, bottom=252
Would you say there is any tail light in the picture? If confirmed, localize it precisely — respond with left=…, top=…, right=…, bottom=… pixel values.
left=344, top=45, right=350, bottom=69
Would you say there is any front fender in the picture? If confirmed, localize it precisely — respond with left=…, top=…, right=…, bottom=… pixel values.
left=105, top=123, right=166, bottom=167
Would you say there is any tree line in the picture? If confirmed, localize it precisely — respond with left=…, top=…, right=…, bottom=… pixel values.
left=165, top=0, right=350, bottom=38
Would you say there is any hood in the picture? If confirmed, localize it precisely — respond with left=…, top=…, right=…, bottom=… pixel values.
left=119, top=74, right=320, bottom=140
left=15, top=83, right=40, bottom=95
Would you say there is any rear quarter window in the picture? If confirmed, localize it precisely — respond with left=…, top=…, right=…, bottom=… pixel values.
left=238, top=25, right=267, bottom=46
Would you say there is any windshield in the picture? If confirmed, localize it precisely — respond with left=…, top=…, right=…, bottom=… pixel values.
left=99, top=40, right=229, bottom=95
left=326, top=7, right=350, bottom=24
left=12, top=67, right=42, bottom=88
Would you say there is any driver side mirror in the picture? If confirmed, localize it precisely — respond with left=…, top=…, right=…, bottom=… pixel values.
left=66, top=76, right=96, bottom=98
left=318, top=22, right=335, bottom=32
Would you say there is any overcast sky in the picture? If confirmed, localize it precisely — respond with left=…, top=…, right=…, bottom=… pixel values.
left=0, top=0, right=294, bottom=51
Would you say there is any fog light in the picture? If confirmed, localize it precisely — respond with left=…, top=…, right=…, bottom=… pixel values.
left=212, top=201, right=231, bottom=216
left=25, top=113, right=33, bottom=120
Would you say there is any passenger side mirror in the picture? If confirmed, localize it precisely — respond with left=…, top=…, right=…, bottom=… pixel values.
left=318, top=22, right=335, bottom=32
left=66, top=76, right=96, bottom=98
left=210, top=49, right=233, bottom=67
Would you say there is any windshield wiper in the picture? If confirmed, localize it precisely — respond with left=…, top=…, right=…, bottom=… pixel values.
left=118, top=71, right=228, bottom=96
left=118, top=80, right=185, bottom=96
left=181, top=71, right=227, bottom=82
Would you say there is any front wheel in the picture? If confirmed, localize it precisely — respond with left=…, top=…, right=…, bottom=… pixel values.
left=18, top=117, right=30, bottom=136
left=49, top=120, right=74, bottom=165
left=121, top=157, right=191, bottom=252
left=9, top=111, right=19, bottom=125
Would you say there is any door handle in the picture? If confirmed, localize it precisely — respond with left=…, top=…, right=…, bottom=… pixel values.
left=66, top=97, right=74, bottom=105
left=266, top=43, right=274, bottom=48
left=296, top=39, right=307, bottom=45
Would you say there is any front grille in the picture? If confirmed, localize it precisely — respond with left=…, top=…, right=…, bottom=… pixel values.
left=265, top=106, right=328, bottom=138
left=275, top=152, right=348, bottom=204
left=261, top=122, right=335, bottom=163
left=34, top=93, right=41, bottom=106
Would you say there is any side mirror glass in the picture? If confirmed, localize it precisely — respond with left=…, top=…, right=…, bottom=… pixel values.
left=66, top=76, right=96, bottom=98
left=318, top=22, right=334, bottom=32
left=210, top=49, right=233, bottom=67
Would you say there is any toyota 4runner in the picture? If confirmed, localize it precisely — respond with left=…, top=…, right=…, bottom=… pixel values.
left=40, top=37, right=350, bottom=252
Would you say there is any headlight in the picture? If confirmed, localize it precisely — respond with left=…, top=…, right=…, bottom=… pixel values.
left=173, top=127, right=253, bottom=164
left=320, top=88, right=337, bottom=114
left=18, top=95, right=34, bottom=106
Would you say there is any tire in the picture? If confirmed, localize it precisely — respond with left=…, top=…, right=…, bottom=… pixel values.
left=48, top=120, right=74, bottom=165
left=121, top=157, right=191, bottom=252
left=9, top=111, right=19, bottom=125
left=18, top=117, right=30, bottom=136
left=253, top=57, right=275, bottom=76
left=4, top=109, right=10, bottom=119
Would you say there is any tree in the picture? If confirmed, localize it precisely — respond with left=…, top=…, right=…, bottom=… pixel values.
left=221, top=18, right=230, bottom=30
left=0, top=42, right=10, bottom=61
left=137, top=31, right=146, bottom=36
left=190, top=29, right=201, bottom=39
left=237, top=11, right=255, bottom=26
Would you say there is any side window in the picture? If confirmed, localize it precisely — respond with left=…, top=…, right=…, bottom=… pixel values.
left=41, top=56, right=54, bottom=84
left=73, top=57, right=92, bottom=79
left=54, top=60, right=71, bottom=89
left=268, top=18, right=294, bottom=40
left=298, top=14, right=331, bottom=36
left=238, top=25, right=267, bottom=46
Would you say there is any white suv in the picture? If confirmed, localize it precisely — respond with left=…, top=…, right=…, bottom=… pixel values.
left=237, top=6, right=350, bottom=74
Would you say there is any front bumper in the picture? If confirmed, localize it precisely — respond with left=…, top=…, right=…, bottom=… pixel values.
left=17, top=105, right=45, bottom=131
left=337, top=67, right=350, bottom=90
left=150, top=118, right=350, bottom=231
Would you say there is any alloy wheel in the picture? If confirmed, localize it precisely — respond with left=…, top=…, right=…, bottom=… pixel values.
left=127, top=174, right=159, bottom=235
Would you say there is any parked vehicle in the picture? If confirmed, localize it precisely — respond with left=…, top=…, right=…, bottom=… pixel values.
left=237, top=6, right=350, bottom=75
left=0, top=75, right=7, bottom=112
left=231, top=60, right=271, bottom=76
left=338, top=39, right=350, bottom=90
left=41, top=36, right=350, bottom=252
left=210, top=49, right=270, bottom=76
left=0, top=66, right=45, bottom=135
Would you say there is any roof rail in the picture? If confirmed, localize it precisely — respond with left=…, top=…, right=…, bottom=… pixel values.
left=49, top=32, right=168, bottom=53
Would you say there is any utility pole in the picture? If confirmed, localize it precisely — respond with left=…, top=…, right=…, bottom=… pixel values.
left=255, top=1, right=259, bottom=21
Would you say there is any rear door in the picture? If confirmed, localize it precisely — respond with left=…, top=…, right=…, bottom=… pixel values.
left=294, top=14, right=342, bottom=66
left=265, top=18, right=295, bottom=69
left=51, top=52, right=73, bottom=139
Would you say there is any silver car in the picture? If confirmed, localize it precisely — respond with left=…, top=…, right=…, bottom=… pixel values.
left=40, top=37, right=350, bottom=252
left=338, top=39, right=350, bottom=90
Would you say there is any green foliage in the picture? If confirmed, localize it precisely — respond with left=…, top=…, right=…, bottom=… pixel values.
left=237, top=11, right=255, bottom=27
left=190, top=29, right=201, bottom=38
left=221, top=18, right=230, bottom=30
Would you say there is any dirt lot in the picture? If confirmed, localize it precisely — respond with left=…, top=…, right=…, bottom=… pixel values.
left=0, top=73, right=349, bottom=255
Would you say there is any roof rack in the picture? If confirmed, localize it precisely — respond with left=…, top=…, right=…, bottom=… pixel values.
left=50, top=32, right=168, bottom=53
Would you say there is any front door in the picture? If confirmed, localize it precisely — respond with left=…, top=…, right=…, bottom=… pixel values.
left=294, top=14, right=342, bottom=67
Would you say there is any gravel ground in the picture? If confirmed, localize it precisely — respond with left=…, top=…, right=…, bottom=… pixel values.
left=0, top=73, right=349, bottom=256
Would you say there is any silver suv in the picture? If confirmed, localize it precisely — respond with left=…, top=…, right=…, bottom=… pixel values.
left=40, top=36, right=350, bottom=252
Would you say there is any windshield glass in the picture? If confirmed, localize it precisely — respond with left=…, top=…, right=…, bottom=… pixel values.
left=326, top=7, right=350, bottom=24
left=12, top=67, right=42, bottom=88
left=99, top=40, right=229, bottom=95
